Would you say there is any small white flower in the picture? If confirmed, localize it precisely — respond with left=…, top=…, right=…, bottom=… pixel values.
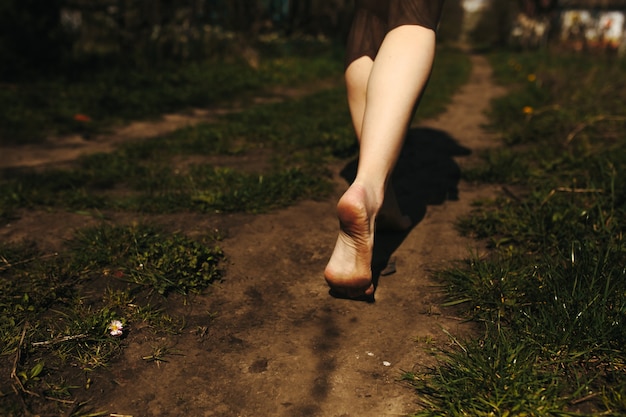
left=108, top=320, right=124, bottom=337
left=382, top=361, right=391, bottom=367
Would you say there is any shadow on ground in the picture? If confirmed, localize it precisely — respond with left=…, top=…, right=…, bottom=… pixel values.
left=339, top=127, right=471, bottom=292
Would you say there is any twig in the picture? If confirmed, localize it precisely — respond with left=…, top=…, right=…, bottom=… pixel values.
left=32, top=334, right=88, bottom=347
left=11, top=324, right=28, bottom=382
left=502, top=186, right=523, bottom=202
left=11, top=323, right=43, bottom=399
left=555, top=187, right=604, bottom=194
left=542, top=187, right=604, bottom=205
left=0, top=252, right=59, bottom=272
left=44, top=395, right=76, bottom=404
left=566, top=115, right=626, bottom=144
left=570, top=392, right=600, bottom=405
left=11, top=324, right=77, bottom=406
left=440, top=326, right=468, bottom=354
left=11, top=384, right=29, bottom=413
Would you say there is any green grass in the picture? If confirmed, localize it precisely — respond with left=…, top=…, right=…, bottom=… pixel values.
left=70, top=224, right=224, bottom=295
left=417, top=47, right=473, bottom=122
left=0, top=45, right=472, bottom=416
left=0, top=88, right=349, bottom=216
left=0, top=40, right=343, bottom=145
left=0, top=46, right=471, bottom=220
left=408, top=51, right=626, bottom=416
left=0, top=223, right=222, bottom=415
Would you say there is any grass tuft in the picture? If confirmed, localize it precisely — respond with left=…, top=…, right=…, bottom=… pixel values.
left=71, top=224, right=223, bottom=295
left=0, top=223, right=223, bottom=414
left=412, top=50, right=626, bottom=416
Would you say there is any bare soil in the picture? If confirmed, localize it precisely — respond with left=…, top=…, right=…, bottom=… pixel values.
left=1, top=54, right=505, bottom=417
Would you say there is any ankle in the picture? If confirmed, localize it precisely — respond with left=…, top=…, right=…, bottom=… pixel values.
left=349, top=181, right=384, bottom=217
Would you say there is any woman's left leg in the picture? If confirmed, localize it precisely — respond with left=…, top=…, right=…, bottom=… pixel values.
left=324, top=24, right=436, bottom=298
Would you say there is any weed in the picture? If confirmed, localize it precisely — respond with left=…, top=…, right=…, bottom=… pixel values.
left=71, top=224, right=223, bottom=295
left=141, top=345, right=183, bottom=367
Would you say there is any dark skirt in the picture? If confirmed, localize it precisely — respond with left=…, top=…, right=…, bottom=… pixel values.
left=345, top=0, right=444, bottom=67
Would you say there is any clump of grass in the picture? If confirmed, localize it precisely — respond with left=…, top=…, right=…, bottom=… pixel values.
left=0, top=39, right=343, bottom=145
left=412, top=238, right=626, bottom=416
left=405, top=330, right=573, bottom=416
left=71, top=224, right=223, bottom=295
left=0, top=223, right=223, bottom=414
left=411, top=51, right=626, bottom=415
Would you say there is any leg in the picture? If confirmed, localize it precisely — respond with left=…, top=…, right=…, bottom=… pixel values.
left=325, top=25, right=436, bottom=297
left=345, top=55, right=413, bottom=232
left=345, top=55, right=372, bottom=140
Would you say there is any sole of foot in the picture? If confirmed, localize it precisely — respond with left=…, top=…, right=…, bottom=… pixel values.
left=324, top=184, right=377, bottom=301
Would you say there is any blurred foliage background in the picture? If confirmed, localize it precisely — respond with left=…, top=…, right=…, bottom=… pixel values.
left=5, top=0, right=624, bottom=83
left=0, top=0, right=466, bottom=81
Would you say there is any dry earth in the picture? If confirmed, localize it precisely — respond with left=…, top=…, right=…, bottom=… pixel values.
left=1, top=54, right=505, bottom=417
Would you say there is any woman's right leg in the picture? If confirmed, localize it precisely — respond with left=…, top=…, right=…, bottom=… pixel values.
left=346, top=56, right=413, bottom=233
left=325, top=25, right=436, bottom=297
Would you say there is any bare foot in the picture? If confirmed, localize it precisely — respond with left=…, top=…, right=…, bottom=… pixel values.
left=324, top=183, right=377, bottom=299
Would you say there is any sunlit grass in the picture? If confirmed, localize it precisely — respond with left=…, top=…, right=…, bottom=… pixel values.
left=0, top=88, right=349, bottom=215
left=411, top=50, right=626, bottom=416
left=0, top=47, right=471, bottom=218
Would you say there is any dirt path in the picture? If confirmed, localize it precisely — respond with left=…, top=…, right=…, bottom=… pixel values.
left=93, top=54, right=504, bottom=417
left=1, top=54, right=505, bottom=416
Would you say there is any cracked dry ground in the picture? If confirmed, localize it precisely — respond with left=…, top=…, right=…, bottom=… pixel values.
left=1, top=54, right=505, bottom=417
